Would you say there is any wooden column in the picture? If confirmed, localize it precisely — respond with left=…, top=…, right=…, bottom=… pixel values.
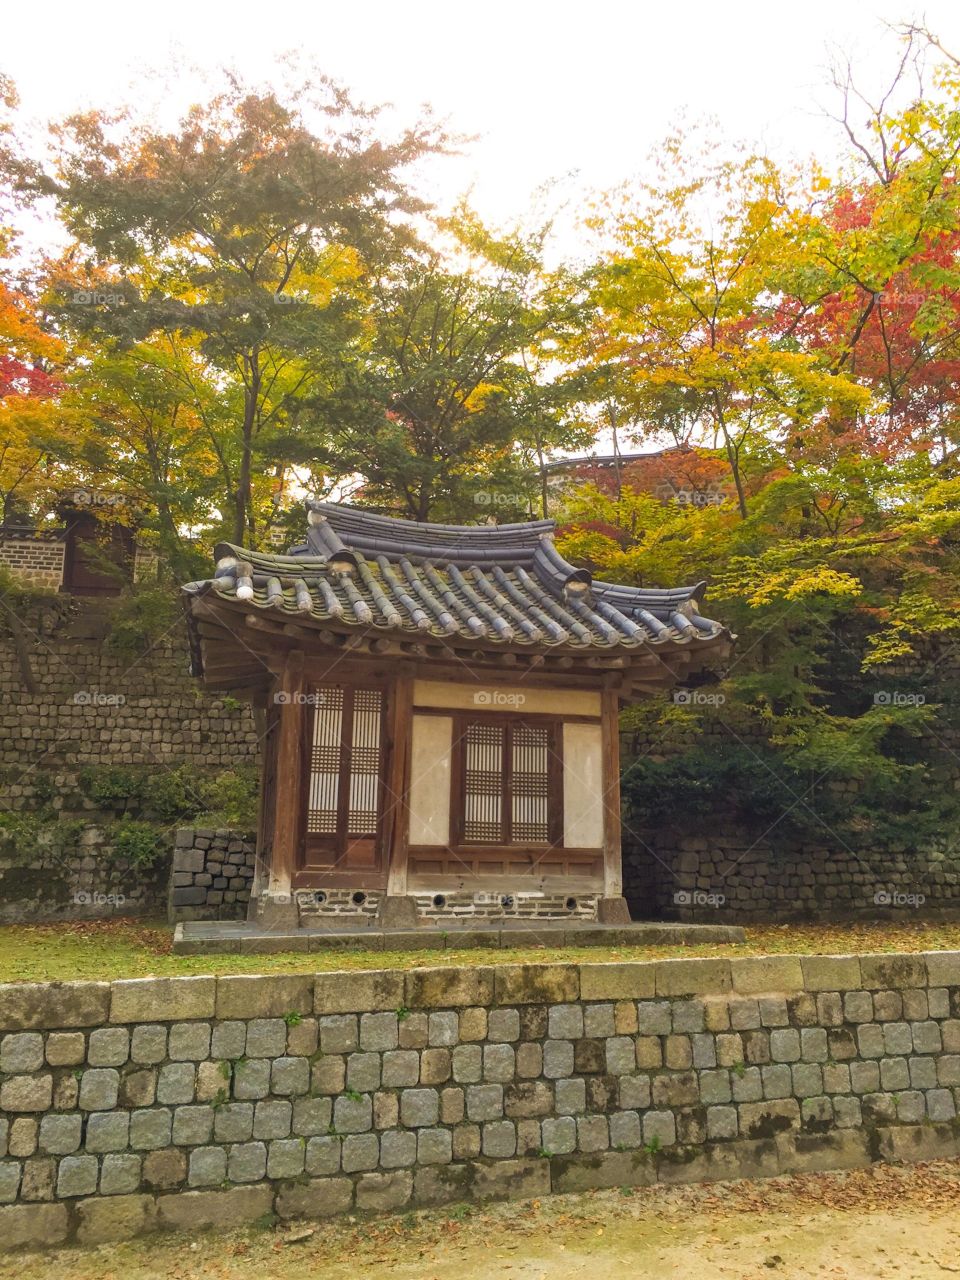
left=600, top=689, right=624, bottom=900
left=268, top=649, right=306, bottom=898
left=384, top=675, right=413, bottom=898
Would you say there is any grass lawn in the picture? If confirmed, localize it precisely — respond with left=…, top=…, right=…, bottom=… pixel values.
left=1, top=917, right=960, bottom=982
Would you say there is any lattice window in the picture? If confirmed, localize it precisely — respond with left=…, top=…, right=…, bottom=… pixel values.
left=460, top=717, right=556, bottom=846
left=306, top=686, right=384, bottom=846
left=463, top=721, right=505, bottom=843
left=307, top=688, right=343, bottom=835
left=348, top=688, right=383, bottom=836
left=510, top=724, right=550, bottom=843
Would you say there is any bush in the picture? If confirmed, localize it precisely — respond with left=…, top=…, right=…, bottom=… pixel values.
left=110, top=819, right=166, bottom=868
left=76, top=762, right=257, bottom=830
left=141, top=765, right=205, bottom=822
left=104, top=585, right=180, bottom=656
left=78, top=765, right=144, bottom=811
left=196, top=767, right=258, bottom=831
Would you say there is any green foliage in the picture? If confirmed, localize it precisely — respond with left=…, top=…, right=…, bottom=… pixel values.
left=620, top=704, right=957, bottom=852
left=77, top=765, right=143, bottom=810
left=140, top=766, right=205, bottom=823
left=109, top=819, right=165, bottom=869
left=194, top=767, right=258, bottom=832
left=76, top=763, right=257, bottom=830
left=104, top=585, right=180, bottom=657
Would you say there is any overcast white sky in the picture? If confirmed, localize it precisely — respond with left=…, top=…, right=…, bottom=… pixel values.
left=6, top=0, right=960, bottom=256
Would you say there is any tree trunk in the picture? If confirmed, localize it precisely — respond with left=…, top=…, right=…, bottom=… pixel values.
left=714, top=401, right=748, bottom=518
left=233, top=361, right=261, bottom=546
left=5, top=607, right=37, bottom=694
left=608, top=403, right=623, bottom=502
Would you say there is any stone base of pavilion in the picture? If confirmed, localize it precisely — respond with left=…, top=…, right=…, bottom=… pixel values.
left=172, top=918, right=745, bottom=956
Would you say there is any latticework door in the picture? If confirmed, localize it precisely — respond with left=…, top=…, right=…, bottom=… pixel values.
left=302, top=685, right=385, bottom=875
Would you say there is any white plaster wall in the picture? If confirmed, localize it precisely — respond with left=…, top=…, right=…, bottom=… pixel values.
left=408, top=714, right=453, bottom=845
left=562, top=721, right=604, bottom=848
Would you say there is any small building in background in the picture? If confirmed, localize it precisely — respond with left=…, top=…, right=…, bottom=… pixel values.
left=182, top=501, right=733, bottom=931
left=547, top=444, right=732, bottom=508
left=0, top=491, right=156, bottom=595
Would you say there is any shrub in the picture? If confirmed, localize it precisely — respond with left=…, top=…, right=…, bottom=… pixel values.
left=110, top=819, right=166, bottom=868
left=78, top=765, right=144, bottom=811
left=196, top=767, right=258, bottom=831
left=141, top=764, right=205, bottom=822
left=104, top=585, right=180, bottom=656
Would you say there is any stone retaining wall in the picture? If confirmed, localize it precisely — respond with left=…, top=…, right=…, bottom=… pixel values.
left=2, top=952, right=960, bottom=1249
left=0, top=825, right=169, bottom=923
left=168, top=830, right=256, bottom=923
left=623, top=831, right=960, bottom=923
left=0, top=619, right=259, bottom=815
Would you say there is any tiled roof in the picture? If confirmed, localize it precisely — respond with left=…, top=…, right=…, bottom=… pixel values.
left=182, top=503, right=731, bottom=668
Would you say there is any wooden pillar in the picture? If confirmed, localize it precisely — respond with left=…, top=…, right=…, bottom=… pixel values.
left=600, top=688, right=624, bottom=901
left=268, top=649, right=306, bottom=899
left=384, top=675, right=413, bottom=898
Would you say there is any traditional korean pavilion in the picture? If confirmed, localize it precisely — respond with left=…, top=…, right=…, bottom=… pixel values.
left=182, top=502, right=732, bottom=930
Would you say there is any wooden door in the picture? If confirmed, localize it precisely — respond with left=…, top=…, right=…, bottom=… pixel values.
left=297, top=684, right=387, bottom=886
left=61, top=512, right=134, bottom=596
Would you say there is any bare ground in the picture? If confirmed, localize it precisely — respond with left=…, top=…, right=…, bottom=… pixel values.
left=8, top=1159, right=960, bottom=1280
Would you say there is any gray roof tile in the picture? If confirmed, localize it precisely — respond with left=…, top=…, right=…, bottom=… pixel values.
left=183, top=502, right=732, bottom=675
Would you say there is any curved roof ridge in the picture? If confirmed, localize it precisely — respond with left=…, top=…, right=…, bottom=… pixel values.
left=304, top=500, right=554, bottom=564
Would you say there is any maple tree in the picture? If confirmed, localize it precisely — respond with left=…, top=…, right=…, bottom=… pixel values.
left=31, top=76, right=445, bottom=547
left=0, top=77, right=69, bottom=522
left=572, top=140, right=871, bottom=518
left=284, top=208, right=591, bottom=522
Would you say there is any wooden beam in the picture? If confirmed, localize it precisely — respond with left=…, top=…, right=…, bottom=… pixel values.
left=383, top=676, right=413, bottom=898
left=268, top=649, right=306, bottom=898
left=600, top=689, right=624, bottom=899
left=255, top=703, right=278, bottom=883
left=202, top=674, right=271, bottom=692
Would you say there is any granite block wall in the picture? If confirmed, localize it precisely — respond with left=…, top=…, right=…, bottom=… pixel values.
left=0, top=825, right=169, bottom=923
left=1, top=953, right=960, bottom=1249
left=0, top=620, right=259, bottom=815
left=169, top=830, right=256, bottom=922
left=623, top=831, right=960, bottom=923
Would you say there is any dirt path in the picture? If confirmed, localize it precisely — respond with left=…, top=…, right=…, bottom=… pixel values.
left=8, top=1160, right=960, bottom=1280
